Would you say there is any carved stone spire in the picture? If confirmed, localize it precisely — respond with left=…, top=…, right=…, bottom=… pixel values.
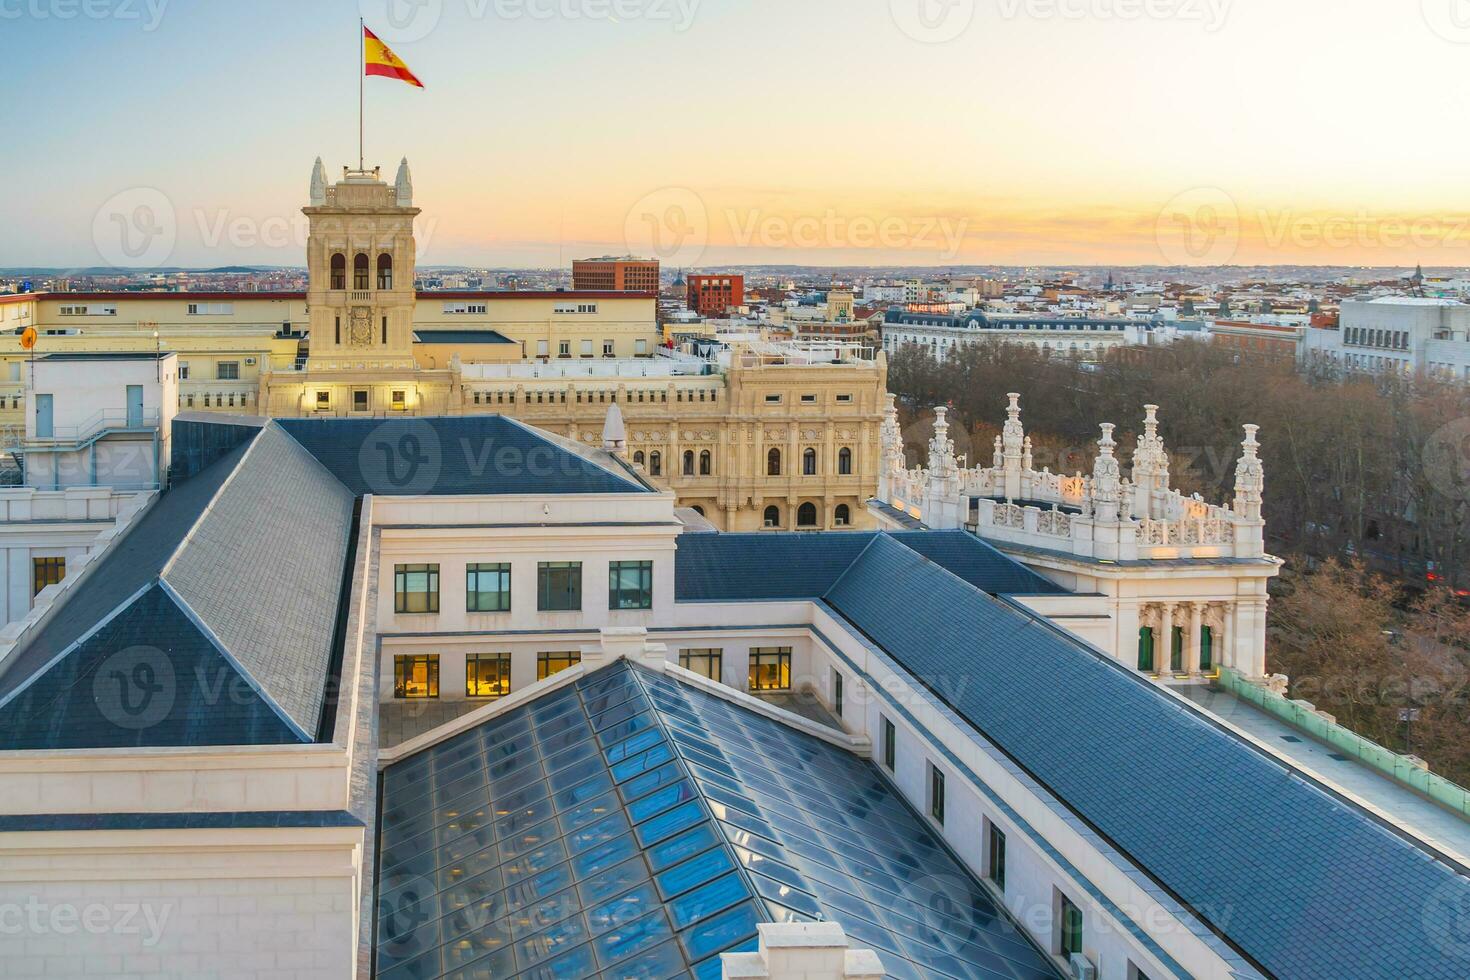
left=1002, top=393, right=1025, bottom=500
left=1091, top=423, right=1123, bottom=522
left=880, top=393, right=902, bottom=473
left=310, top=157, right=328, bottom=207
left=928, top=406, right=958, bottom=483
left=395, top=157, right=414, bottom=207
left=1234, top=424, right=1265, bottom=521
left=602, top=403, right=626, bottom=455
left=1132, top=403, right=1171, bottom=517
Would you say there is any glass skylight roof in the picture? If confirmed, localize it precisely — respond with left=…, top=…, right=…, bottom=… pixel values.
left=375, top=662, right=1061, bottom=980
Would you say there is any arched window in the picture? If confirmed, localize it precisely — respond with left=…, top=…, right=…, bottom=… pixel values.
left=377, top=253, right=393, bottom=290
left=1200, top=626, right=1214, bottom=672
left=699, top=450, right=712, bottom=476
left=838, top=447, right=852, bottom=475
left=633, top=451, right=645, bottom=466
left=649, top=451, right=662, bottom=476
left=353, top=253, right=370, bottom=291
left=767, top=448, right=782, bottom=476
left=330, top=253, right=346, bottom=290
left=683, top=450, right=695, bottom=476
left=803, top=448, right=817, bottom=476
left=692, top=505, right=706, bottom=517
left=763, top=505, right=781, bottom=528
left=1137, top=627, right=1155, bottom=672
left=834, top=504, right=851, bottom=527
left=797, top=502, right=818, bottom=528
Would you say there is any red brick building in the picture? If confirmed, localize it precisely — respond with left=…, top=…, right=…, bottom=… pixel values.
left=686, top=274, right=745, bottom=317
left=572, top=257, right=660, bottom=293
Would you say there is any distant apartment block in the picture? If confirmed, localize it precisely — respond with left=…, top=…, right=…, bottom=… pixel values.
left=1301, top=297, right=1470, bottom=381
left=572, top=256, right=660, bottom=293
left=687, top=273, right=745, bottom=317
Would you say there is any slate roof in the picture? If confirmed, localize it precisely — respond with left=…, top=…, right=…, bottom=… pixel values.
left=275, top=416, right=649, bottom=496
left=411, top=330, right=517, bottom=345
left=674, top=530, right=1063, bottom=602
left=821, top=533, right=1470, bottom=980
left=376, top=661, right=1061, bottom=980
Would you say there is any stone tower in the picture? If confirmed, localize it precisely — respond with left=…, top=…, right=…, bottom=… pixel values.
left=303, top=157, right=420, bottom=366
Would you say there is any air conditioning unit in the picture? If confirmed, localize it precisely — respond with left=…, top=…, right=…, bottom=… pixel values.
left=244, top=357, right=257, bottom=366
left=1069, top=954, right=1097, bottom=980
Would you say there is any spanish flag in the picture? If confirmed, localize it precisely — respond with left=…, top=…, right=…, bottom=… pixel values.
left=364, top=26, right=424, bottom=88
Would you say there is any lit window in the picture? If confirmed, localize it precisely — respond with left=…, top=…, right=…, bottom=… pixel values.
left=315, top=390, right=331, bottom=412
left=748, top=647, right=791, bottom=692
left=608, top=560, right=653, bottom=610
left=538, top=651, right=581, bottom=680
left=394, top=563, right=440, bottom=614
left=32, top=557, right=65, bottom=596
left=467, top=563, right=511, bottom=613
left=679, top=649, right=722, bottom=681
left=538, top=562, right=582, bottom=611
left=390, top=389, right=407, bottom=412
left=393, top=655, right=439, bottom=699
left=466, top=652, right=511, bottom=699
left=352, top=389, right=369, bottom=412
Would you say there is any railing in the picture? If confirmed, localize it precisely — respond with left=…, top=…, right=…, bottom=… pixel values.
left=32, top=408, right=160, bottom=446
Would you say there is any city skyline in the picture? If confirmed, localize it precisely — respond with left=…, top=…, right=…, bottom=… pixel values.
left=7, top=0, right=1470, bottom=268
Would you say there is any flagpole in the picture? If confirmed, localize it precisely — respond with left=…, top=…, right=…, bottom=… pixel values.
left=359, top=17, right=365, bottom=171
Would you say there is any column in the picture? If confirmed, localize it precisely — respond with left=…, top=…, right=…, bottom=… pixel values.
left=1188, top=602, right=1204, bottom=675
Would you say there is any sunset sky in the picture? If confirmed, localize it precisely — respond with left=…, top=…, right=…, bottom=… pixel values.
left=5, top=0, right=1470, bottom=268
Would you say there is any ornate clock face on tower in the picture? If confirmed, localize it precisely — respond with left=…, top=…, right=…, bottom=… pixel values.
left=349, top=307, right=373, bottom=347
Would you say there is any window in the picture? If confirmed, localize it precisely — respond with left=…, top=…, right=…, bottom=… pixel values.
left=443, top=302, right=488, bottom=315
left=838, top=447, right=853, bottom=475
left=988, top=823, right=1007, bottom=891
left=699, top=451, right=712, bottom=476
left=767, top=449, right=781, bottom=476
left=466, top=652, right=511, bottom=699
left=393, top=655, right=439, bottom=699
left=800, top=393, right=816, bottom=404
left=833, top=669, right=844, bottom=718
left=32, top=557, right=65, bottom=596
left=633, top=451, right=645, bottom=466
left=763, top=505, right=781, bottom=528
left=764, top=394, right=782, bottom=404
left=391, top=389, right=407, bottom=412
left=315, top=390, right=331, bottom=411
left=538, top=651, right=581, bottom=680
left=559, top=340, right=571, bottom=358
left=581, top=339, right=594, bottom=358
left=834, top=504, right=851, bottom=527
left=603, top=339, right=615, bottom=357
left=679, top=649, right=722, bottom=682
left=216, top=361, right=240, bottom=380
left=1059, top=895, right=1084, bottom=958
left=187, top=302, right=234, bottom=315
left=354, top=253, right=370, bottom=290
left=609, top=560, right=653, bottom=610
left=330, top=253, right=346, bottom=290
left=802, top=448, right=817, bottom=476
left=178, top=361, right=189, bottom=381
left=635, top=339, right=647, bottom=356
left=797, top=502, right=818, bottom=528
left=538, top=562, right=582, bottom=611
left=352, top=389, right=369, bottom=412
left=467, top=563, right=511, bottom=612
left=1137, top=627, right=1155, bottom=672
left=928, top=763, right=945, bottom=825
left=1170, top=625, right=1185, bottom=673
left=649, top=452, right=662, bottom=477
left=394, top=564, right=440, bottom=614
left=377, top=253, right=393, bottom=290
left=881, top=717, right=896, bottom=772
left=1200, top=626, right=1214, bottom=672
left=748, top=647, right=792, bottom=692
left=836, top=393, right=853, bottom=403
left=682, top=451, right=695, bottom=476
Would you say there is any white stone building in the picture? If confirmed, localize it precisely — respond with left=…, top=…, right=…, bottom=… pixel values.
left=1301, top=297, right=1470, bottom=381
